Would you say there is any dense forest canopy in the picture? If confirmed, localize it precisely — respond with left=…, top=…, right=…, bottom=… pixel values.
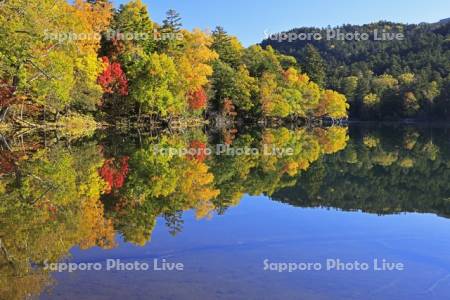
left=0, top=0, right=348, bottom=128
left=262, top=20, right=450, bottom=120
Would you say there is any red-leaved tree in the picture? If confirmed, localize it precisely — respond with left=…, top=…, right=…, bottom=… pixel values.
left=98, top=57, right=128, bottom=96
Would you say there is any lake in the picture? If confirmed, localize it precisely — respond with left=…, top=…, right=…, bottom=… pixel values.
left=1, top=124, right=450, bottom=300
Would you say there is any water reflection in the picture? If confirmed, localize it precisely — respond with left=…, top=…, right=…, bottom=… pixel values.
left=274, top=126, right=450, bottom=217
left=0, top=125, right=449, bottom=299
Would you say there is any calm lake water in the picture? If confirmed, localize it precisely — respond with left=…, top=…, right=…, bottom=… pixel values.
left=1, top=124, right=450, bottom=300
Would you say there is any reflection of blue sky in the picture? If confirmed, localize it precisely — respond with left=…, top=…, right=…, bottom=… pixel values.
left=111, top=0, right=450, bottom=46
left=43, top=195, right=450, bottom=299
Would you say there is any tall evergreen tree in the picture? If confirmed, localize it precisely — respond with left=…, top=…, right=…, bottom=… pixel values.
left=300, top=44, right=326, bottom=87
left=211, top=26, right=242, bottom=68
left=159, top=9, right=184, bottom=54
left=162, top=9, right=182, bottom=32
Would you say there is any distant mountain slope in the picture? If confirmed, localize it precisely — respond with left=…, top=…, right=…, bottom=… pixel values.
left=439, top=17, right=450, bottom=24
left=261, top=21, right=450, bottom=120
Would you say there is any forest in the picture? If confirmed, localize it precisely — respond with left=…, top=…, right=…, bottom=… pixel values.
left=0, top=0, right=348, bottom=133
left=262, top=20, right=450, bottom=120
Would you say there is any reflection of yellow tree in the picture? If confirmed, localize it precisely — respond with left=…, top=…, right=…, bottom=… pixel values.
left=0, top=269, right=52, bottom=300
left=176, top=159, right=220, bottom=219
left=363, top=134, right=380, bottom=149
left=110, top=196, right=158, bottom=246
left=114, top=133, right=220, bottom=245
left=210, top=127, right=349, bottom=207
left=403, top=131, right=420, bottom=150
left=315, top=127, right=349, bottom=154
left=0, top=142, right=114, bottom=299
left=261, top=128, right=322, bottom=176
left=372, top=149, right=399, bottom=167
left=79, top=197, right=116, bottom=250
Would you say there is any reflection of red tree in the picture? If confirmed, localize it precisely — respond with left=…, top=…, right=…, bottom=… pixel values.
left=0, top=80, right=15, bottom=107
left=98, top=57, right=128, bottom=97
left=35, top=200, right=58, bottom=220
left=187, top=88, right=207, bottom=110
left=0, top=151, right=16, bottom=175
left=99, top=156, right=129, bottom=194
left=223, top=98, right=237, bottom=116
left=223, top=128, right=238, bottom=145
left=187, top=140, right=208, bottom=162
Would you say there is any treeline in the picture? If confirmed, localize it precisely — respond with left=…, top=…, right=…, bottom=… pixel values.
left=262, top=21, right=450, bottom=120
left=0, top=0, right=347, bottom=127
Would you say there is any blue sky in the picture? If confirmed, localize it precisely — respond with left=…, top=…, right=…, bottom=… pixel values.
left=112, top=0, right=450, bottom=46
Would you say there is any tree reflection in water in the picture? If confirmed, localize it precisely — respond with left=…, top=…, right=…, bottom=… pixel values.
left=1, top=125, right=450, bottom=299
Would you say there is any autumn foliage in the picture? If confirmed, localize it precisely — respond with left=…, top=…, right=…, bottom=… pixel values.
left=0, top=151, right=17, bottom=175
left=222, top=98, right=237, bottom=116
left=98, top=57, right=129, bottom=96
left=0, top=80, right=15, bottom=107
left=79, top=197, right=116, bottom=250
left=187, top=88, right=208, bottom=110
left=187, top=140, right=208, bottom=162
left=99, top=156, right=130, bottom=193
